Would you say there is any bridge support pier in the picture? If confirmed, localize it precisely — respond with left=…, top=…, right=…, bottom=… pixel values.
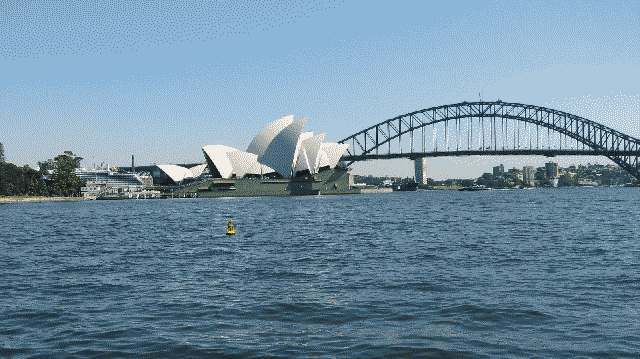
left=414, top=158, right=427, bottom=185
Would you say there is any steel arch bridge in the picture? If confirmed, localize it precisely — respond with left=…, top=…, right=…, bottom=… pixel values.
left=338, top=101, right=640, bottom=180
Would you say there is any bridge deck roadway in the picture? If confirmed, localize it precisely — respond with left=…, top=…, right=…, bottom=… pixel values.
left=342, top=149, right=640, bottom=162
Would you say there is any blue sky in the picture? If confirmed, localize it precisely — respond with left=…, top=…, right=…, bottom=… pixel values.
left=2, top=0, right=639, bottom=178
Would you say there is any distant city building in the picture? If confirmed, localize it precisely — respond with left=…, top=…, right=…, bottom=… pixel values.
left=508, top=167, right=523, bottom=181
left=414, top=158, right=427, bottom=185
left=545, top=162, right=559, bottom=179
left=493, top=164, right=505, bottom=177
left=522, top=166, right=536, bottom=186
left=470, top=162, right=634, bottom=189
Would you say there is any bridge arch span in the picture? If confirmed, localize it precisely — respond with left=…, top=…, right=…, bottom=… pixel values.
left=338, top=101, right=640, bottom=180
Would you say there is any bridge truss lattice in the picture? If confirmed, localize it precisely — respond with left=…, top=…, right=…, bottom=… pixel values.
left=339, top=101, right=640, bottom=180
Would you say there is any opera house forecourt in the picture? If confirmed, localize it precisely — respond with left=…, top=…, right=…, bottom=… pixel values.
left=169, top=115, right=358, bottom=197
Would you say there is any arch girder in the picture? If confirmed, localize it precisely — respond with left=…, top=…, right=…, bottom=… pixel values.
left=339, top=101, right=640, bottom=180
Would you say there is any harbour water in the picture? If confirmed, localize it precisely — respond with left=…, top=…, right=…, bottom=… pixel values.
left=1, top=188, right=639, bottom=357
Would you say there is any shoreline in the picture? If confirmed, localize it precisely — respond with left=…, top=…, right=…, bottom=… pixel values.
left=0, top=196, right=83, bottom=204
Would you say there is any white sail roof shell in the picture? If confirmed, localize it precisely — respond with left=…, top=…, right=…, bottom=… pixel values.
left=189, top=163, right=207, bottom=177
left=258, top=119, right=306, bottom=177
left=157, top=164, right=195, bottom=183
left=298, top=131, right=314, bottom=147
left=246, top=115, right=294, bottom=157
left=294, top=132, right=314, bottom=173
left=202, top=145, right=239, bottom=179
left=226, top=151, right=275, bottom=177
left=317, top=142, right=349, bottom=169
left=294, top=148, right=310, bottom=174
left=297, top=133, right=325, bottom=174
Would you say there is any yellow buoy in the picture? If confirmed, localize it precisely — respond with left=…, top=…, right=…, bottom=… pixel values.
left=226, top=219, right=236, bottom=236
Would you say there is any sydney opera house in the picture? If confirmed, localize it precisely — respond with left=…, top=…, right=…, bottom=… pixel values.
left=163, top=115, right=356, bottom=197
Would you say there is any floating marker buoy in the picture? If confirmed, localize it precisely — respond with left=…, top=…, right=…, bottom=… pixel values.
left=226, top=219, right=236, bottom=236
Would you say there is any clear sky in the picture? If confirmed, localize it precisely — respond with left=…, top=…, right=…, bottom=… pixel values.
left=2, top=0, right=639, bottom=179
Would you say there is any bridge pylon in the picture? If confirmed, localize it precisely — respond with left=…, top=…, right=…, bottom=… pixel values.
left=414, top=158, right=427, bottom=185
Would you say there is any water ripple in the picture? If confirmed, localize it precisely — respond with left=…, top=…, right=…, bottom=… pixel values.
left=0, top=188, right=639, bottom=357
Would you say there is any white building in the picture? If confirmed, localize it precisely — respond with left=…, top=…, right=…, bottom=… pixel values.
left=149, top=163, right=209, bottom=186
left=522, top=166, right=536, bottom=187
left=201, top=116, right=349, bottom=179
left=414, top=158, right=427, bottom=185
left=76, top=168, right=154, bottom=199
left=142, top=116, right=350, bottom=185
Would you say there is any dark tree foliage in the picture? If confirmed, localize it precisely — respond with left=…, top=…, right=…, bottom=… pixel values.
left=51, top=151, right=84, bottom=196
left=0, top=162, right=48, bottom=196
left=558, top=174, right=578, bottom=187
left=0, top=142, right=5, bottom=163
left=37, top=159, right=54, bottom=174
left=0, top=150, right=84, bottom=197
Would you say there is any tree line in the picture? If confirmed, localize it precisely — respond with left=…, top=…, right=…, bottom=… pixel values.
left=0, top=143, right=84, bottom=197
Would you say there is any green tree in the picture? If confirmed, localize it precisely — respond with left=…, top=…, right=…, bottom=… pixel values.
left=51, top=151, right=84, bottom=196
left=558, top=173, right=577, bottom=187
left=0, top=144, right=52, bottom=196
left=20, top=164, right=48, bottom=195
left=0, top=162, right=48, bottom=196
left=460, top=179, right=475, bottom=187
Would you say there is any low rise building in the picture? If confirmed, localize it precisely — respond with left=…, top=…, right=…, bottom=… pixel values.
left=77, top=168, right=154, bottom=199
left=522, top=166, right=536, bottom=187
left=493, top=164, right=505, bottom=177
left=414, top=158, right=428, bottom=185
left=545, top=162, right=559, bottom=179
